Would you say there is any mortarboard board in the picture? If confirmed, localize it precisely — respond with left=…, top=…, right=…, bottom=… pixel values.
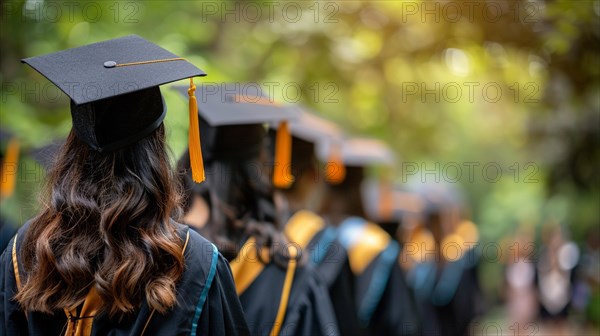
left=325, top=137, right=395, bottom=188
left=174, top=83, right=300, bottom=188
left=269, top=107, right=346, bottom=186
left=405, top=179, right=465, bottom=215
left=22, top=35, right=208, bottom=182
left=339, top=137, right=396, bottom=168
left=277, top=108, right=343, bottom=158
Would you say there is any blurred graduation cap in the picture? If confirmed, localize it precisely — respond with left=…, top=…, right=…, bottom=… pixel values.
left=29, top=140, right=65, bottom=172
left=173, top=83, right=300, bottom=188
left=0, top=130, right=20, bottom=199
left=405, top=179, right=465, bottom=215
left=22, top=34, right=207, bottom=181
left=268, top=107, right=346, bottom=186
left=327, top=137, right=396, bottom=187
left=362, top=179, right=426, bottom=224
left=340, top=137, right=396, bottom=168
left=0, top=129, right=13, bottom=146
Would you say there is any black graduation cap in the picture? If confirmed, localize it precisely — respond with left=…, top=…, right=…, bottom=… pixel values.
left=269, top=107, right=346, bottom=185
left=30, top=140, right=65, bottom=172
left=173, top=83, right=300, bottom=188
left=405, top=180, right=465, bottom=215
left=328, top=138, right=396, bottom=217
left=22, top=35, right=207, bottom=182
left=280, top=108, right=343, bottom=156
left=362, top=179, right=426, bottom=223
left=340, top=137, right=396, bottom=168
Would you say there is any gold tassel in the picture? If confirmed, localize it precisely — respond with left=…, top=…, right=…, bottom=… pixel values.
left=273, top=121, right=293, bottom=188
left=0, top=138, right=20, bottom=199
left=378, top=181, right=394, bottom=221
left=325, top=141, right=346, bottom=184
left=188, top=78, right=205, bottom=183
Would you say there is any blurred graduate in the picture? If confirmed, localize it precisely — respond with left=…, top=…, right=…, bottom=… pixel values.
left=320, top=138, right=421, bottom=335
left=0, top=131, right=20, bottom=253
left=1, top=36, right=250, bottom=335
left=177, top=83, right=339, bottom=336
left=401, top=180, right=484, bottom=336
left=267, top=109, right=362, bottom=336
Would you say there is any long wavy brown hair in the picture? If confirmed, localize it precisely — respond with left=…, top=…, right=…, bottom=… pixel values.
left=16, top=124, right=185, bottom=319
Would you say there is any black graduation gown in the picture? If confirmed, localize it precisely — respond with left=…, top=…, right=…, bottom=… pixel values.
left=284, top=211, right=361, bottom=336
left=407, top=248, right=482, bottom=336
left=230, top=235, right=339, bottom=336
left=0, top=222, right=251, bottom=336
left=431, top=256, right=480, bottom=336
left=337, top=217, right=421, bottom=336
left=239, top=262, right=339, bottom=336
left=406, top=259, right=441, bottom=335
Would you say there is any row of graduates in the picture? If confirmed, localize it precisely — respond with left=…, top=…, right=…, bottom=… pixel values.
left=173, top=84, right=484, bottom=335
left=0, top=35, right=482, bottom=335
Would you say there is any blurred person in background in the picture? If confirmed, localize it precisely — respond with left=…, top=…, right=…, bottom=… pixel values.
left=320, top=138, right=421, bottom=336
left=402, top=180, right=484, bottom=336
left=177, top=83, right=339, bottom=336
left=1, top=36, right=250, bottom=335
left=0, top=132, right=19, bottom=253
left=536, top=222, right=580, bottom=335
left=503, top=225, right=539, bottom=335
left=574, top=227, right=600, bottom=327
left=268, top=109, right=362, bottom=336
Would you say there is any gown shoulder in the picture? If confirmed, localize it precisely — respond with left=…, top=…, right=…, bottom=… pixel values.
left=240, top=261, right=339, bottom=336
left=338, top=217, right=422, bottom=334
left=142, top=224, right=250, bottom=335
left=231, top=232, right=340, bottom=336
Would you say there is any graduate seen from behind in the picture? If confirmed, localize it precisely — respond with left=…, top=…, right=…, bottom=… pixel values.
left=267, top=110, right=362, bottom=336
left=0, top=36, right=250, bottom=336
left=400, top=180, right=483, bottom=336
left=320, top=138, right=421, bottom=336
left=176, top=83, right=339, bottom=336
